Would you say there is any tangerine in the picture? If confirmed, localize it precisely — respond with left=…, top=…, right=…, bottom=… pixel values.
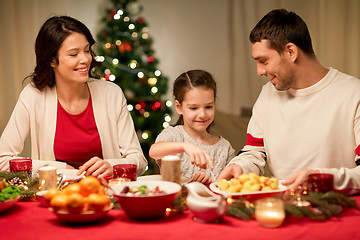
left=50, top=194, right=68, bottom=212
left=67, top=192, right=85, bottom=212
left=44, top=188, right=60, bottom=201
left=87, top=193, right=110, bottom=211
left=79, top=176, right=101, bottom=196
left=62, top=183, right=81, bottom=195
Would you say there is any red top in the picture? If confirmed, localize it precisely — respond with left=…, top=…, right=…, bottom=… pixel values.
left=54, top=96, right=103, bottom=168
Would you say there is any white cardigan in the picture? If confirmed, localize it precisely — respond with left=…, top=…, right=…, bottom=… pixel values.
left=0, top=79, right=147, bottom=175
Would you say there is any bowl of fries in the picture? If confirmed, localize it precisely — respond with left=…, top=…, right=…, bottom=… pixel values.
left=210, top=173, right=288, bottom=202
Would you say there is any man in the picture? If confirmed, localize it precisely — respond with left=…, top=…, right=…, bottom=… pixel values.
left=217, top=9, right=360, bottom=194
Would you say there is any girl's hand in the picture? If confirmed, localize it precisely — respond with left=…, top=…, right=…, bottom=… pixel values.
left=183, top=143, right=214, bottom=169
left=77, top=156, right=112, bottom=178
left=192, top=171, right=212, bottom=185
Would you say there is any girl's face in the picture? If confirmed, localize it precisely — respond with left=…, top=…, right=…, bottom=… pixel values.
left=51, top=32, right=92, bottom=86
left=175, top=87, right=215, bottom=134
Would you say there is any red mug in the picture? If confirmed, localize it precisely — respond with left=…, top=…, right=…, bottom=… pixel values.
left=9, top=158, right=32, bottom=174
left=308, top=173, right=334, bottom=193
left=113, top=164, right=137, bottom=181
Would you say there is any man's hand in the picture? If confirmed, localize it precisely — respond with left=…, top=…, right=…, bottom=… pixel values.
left=216, top=164, right=243, bottom=181
left=282, top=169, right=320, bottom=189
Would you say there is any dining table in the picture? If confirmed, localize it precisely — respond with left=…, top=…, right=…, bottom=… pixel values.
left=1, top=195, right=360, bottom=240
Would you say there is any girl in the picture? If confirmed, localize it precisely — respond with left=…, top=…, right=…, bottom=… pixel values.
left=0, top=16, right=147, bottom=178
left=149, top=70, right=235, bottom=184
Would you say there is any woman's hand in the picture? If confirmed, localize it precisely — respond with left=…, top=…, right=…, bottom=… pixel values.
left=183, top=143, right=214, bottom=170
left=192, top=171, right=212, bottom=185
left=77, top=156, right=112, bottom=178
left=66, top=164, right=75, bottom=169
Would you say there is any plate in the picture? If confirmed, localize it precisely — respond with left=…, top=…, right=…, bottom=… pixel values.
left=57, top=169, right=85, bottom=182
left=0, top=196, right=20, bottom=212
left=209, top=180, right=288, bottom=202
left=49, top=203, right=113, bottom=223
left=137, top=174, right=191, bottom=185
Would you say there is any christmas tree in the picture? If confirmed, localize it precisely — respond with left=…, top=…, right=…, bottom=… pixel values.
left=95, top=0, right=172, bottom=174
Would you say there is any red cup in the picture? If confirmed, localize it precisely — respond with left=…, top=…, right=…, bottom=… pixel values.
left=113, top=164, right=137, bottom=181
left=9, top=158, right=32, bottom=174
left=308, top=173, right=334, bottom=193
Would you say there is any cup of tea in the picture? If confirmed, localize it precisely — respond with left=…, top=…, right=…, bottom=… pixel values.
left=113, top=164, right=137, bottom=181
left=308, top=173, right=334, bottom=193
left=9, top=158, right=32, bottom=174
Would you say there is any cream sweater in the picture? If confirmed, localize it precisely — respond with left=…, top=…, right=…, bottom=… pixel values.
left=229, top=68, right=360, bottom=194
left=0, top=79, right=147, bottom=175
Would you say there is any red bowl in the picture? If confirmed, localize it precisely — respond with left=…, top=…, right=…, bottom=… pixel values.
left=112, top=180, right=181, bottom=221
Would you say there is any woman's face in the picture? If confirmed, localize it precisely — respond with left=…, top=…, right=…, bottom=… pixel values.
left=51, top=32, right=92, bottom=85
left=175, top=87, right=215, bottom=134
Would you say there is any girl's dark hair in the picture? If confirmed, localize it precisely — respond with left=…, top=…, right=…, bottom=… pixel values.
left=26, top=16, right=100, bottom=90
left=249, top=9, right=315, bottom=56
left=173, top=70, right=217, bottom=127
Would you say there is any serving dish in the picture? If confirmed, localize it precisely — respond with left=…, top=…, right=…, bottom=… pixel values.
left=0, top=196, right=20, bottom=212
left=57, top=169, right=85, bottom=182
left=49, top=203, right=113, bottom=223
left=112, top=180, right=181, bottom=221
left=209, top=180, right=288, bottom=202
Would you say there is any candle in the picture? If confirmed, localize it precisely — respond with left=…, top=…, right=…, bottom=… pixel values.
left=108, top=178, right=131, bottom=187
left=161, top=155, right=181, bottom=185
left=38, top=166, right=57, bottom=190
left=255, top=198, right=285, bottom=228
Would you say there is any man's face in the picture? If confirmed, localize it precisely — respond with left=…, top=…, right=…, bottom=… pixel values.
left=252, top=39, right=295, bottom=91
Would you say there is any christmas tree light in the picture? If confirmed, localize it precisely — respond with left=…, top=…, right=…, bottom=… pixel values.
left=95, top=0, right=172, bottom=174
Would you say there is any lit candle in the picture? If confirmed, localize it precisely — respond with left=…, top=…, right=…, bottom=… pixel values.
left=38, top=166, right=57, bottom=190
left=108, top=178, right=131, bottom=187
left=255, top=198, right=285, bottom=228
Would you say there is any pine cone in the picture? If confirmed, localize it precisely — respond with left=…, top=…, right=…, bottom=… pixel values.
left=8, top=177, right=24, bottom=186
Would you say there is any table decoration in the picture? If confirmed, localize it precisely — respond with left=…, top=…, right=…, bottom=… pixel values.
left=161, top=155, right=181, bottom=185
left=38, top=166, right=57, bottom=190
left=255, top=198, right=285, bottom=227
left=0, top=172, right=39, bottom=200
left=113, top=164, right=137, bottom=181
left=226, top=191, right=360, bottom=222
left=9, top=158, right=32, bottom=174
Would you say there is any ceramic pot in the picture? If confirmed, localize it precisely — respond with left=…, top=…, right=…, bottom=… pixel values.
left=186, top=182, right=227, bottom=223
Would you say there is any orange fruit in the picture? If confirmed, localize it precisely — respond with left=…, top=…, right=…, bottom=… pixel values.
left=44, top=188, right=60, bottom=201
left=87, top=193, right=110, bottom=211
left=50, top=194, right=68, bottom=212
left=67, top=193, right=85, bottom=212
left=79, top=176, right=101, bottom=196
left=98, top=185, right=106, bottom=195
left=62, top=183, right=81, bottom=195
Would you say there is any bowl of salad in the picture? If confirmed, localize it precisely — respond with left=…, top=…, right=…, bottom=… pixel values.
left=112, top=180, right=181, bottom=221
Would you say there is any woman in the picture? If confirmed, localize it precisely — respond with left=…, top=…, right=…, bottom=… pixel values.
left=0, top=16, right=147, bottom=178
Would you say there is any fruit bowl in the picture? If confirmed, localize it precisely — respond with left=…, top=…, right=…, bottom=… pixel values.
left=49, top=203, right=113, bottom=223
left=112, top=180, right=181, bottom=221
